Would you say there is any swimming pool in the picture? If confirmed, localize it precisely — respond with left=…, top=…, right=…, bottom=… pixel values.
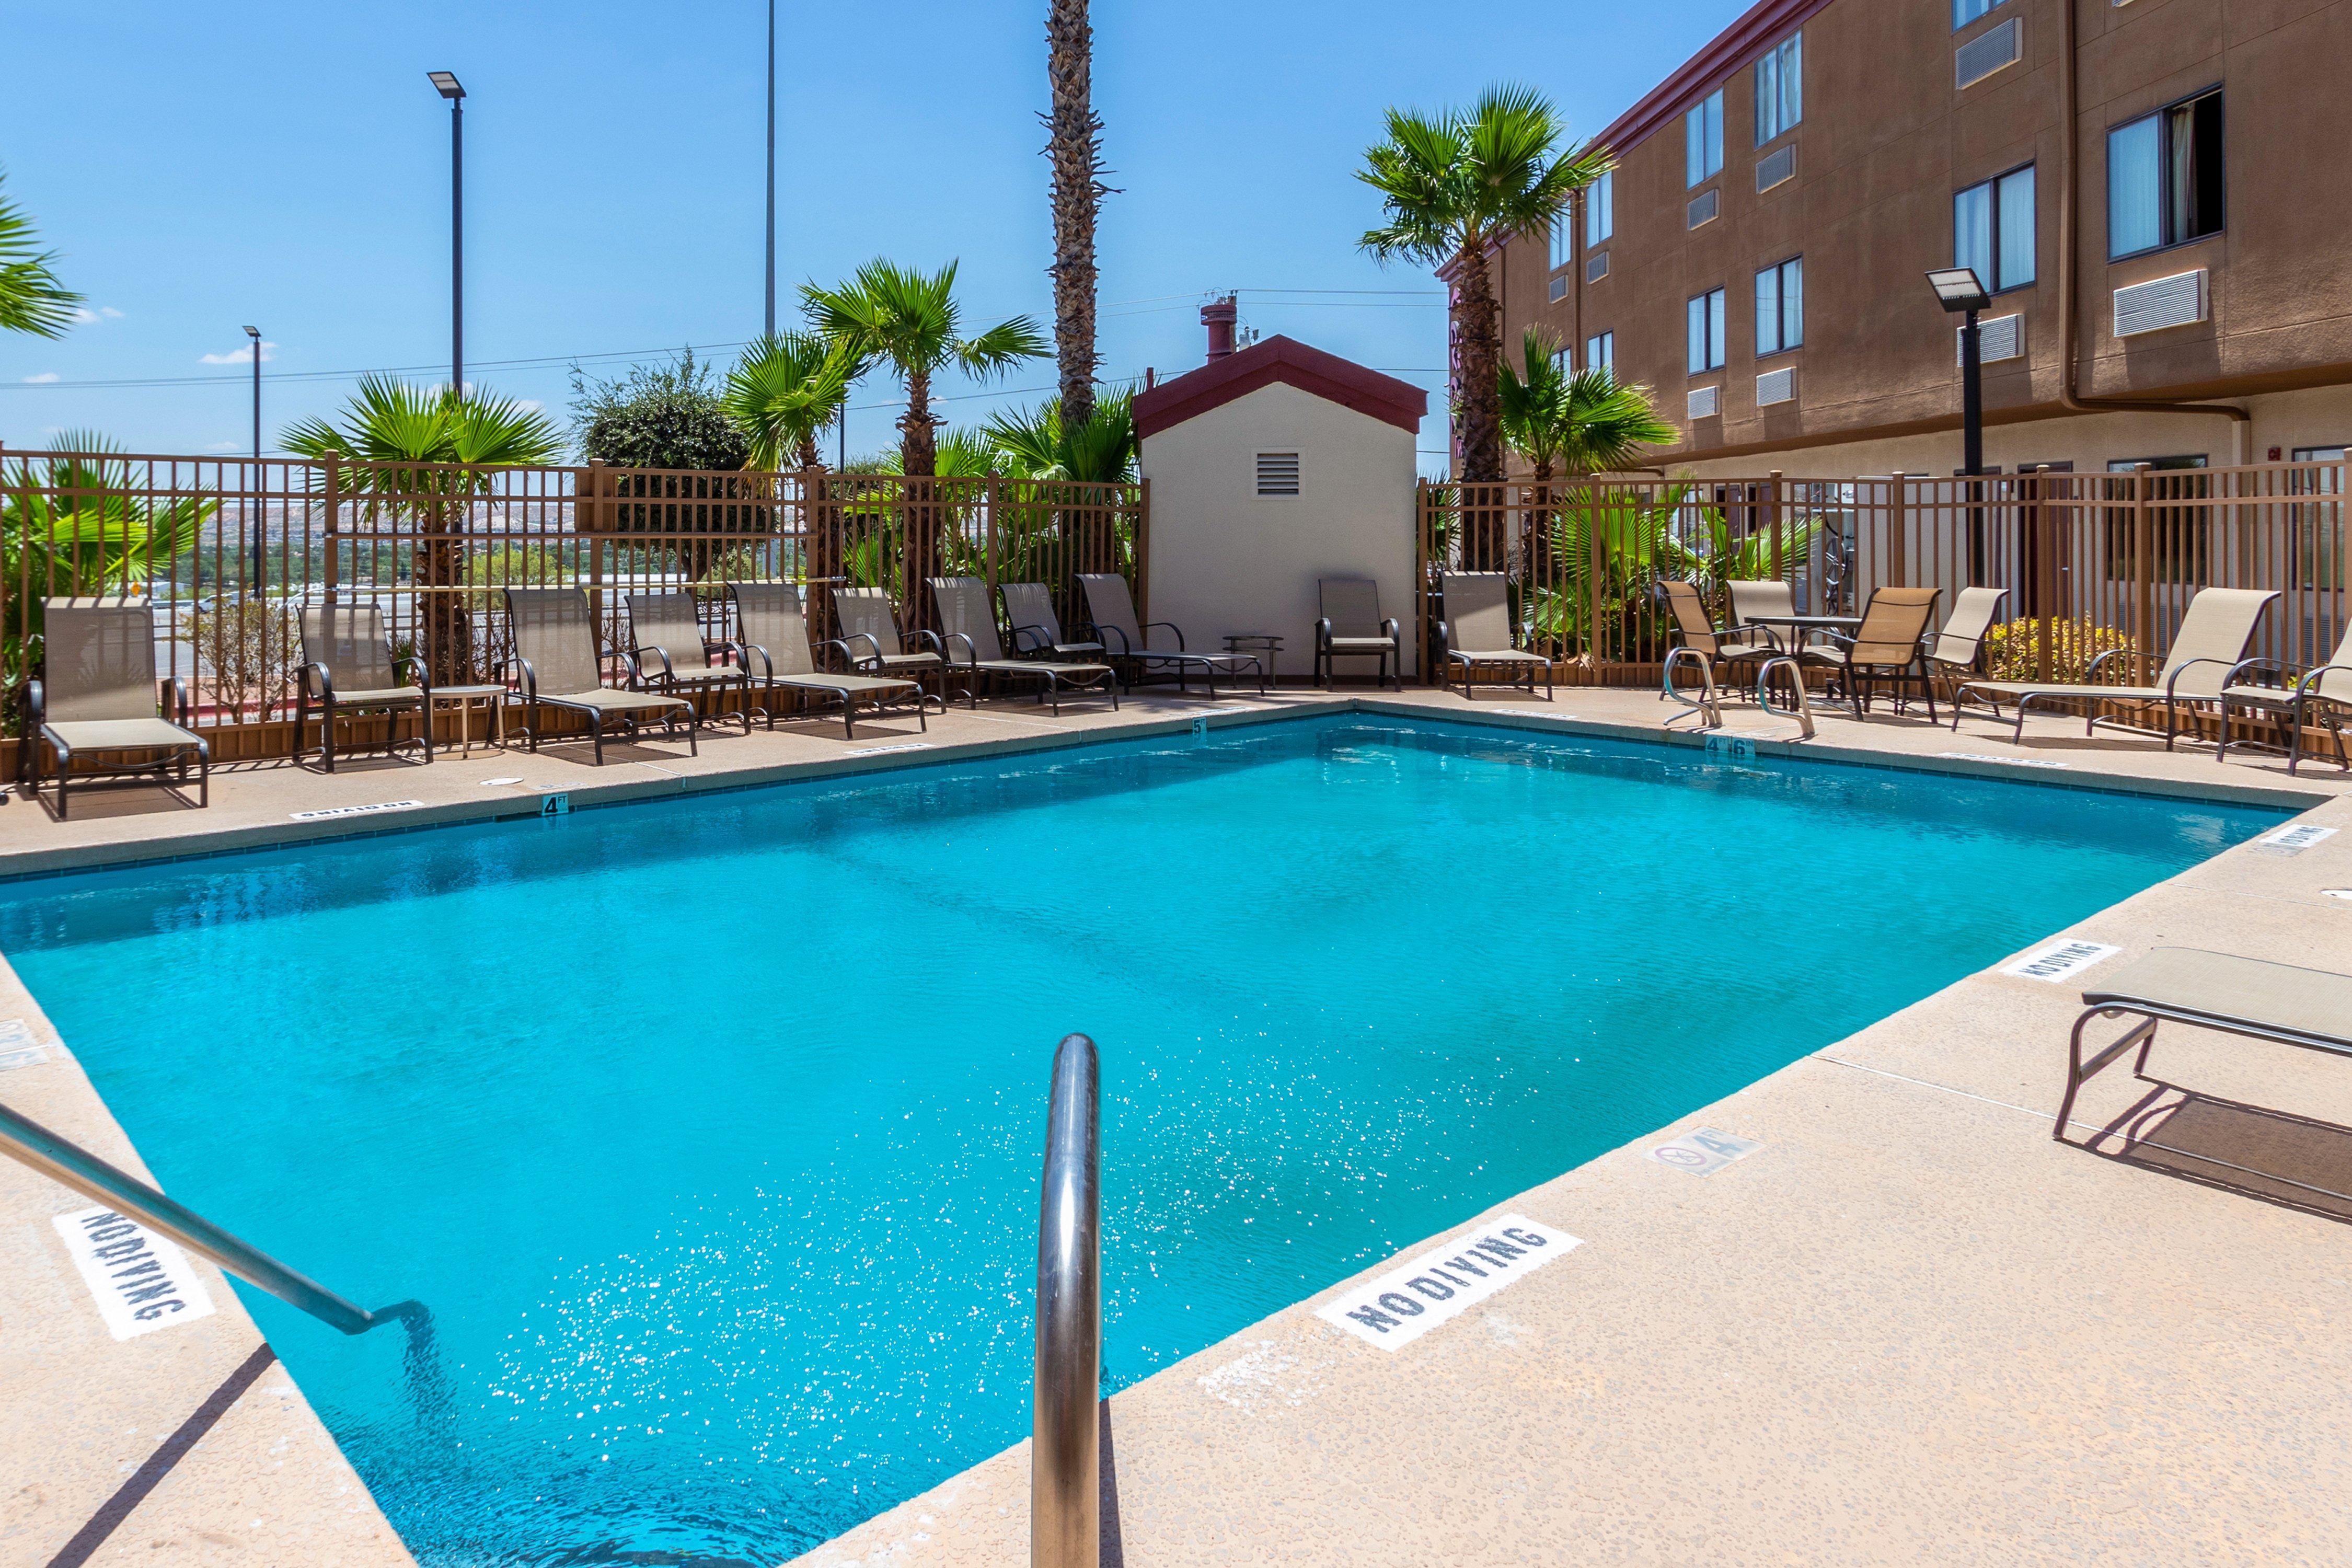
left=0, top=717, right=2285, bottom=1564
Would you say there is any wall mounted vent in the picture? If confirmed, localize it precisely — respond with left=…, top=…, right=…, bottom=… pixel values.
left=1957, top=313, right=2025, bottom=364
left=1549, top=274, right=1568, bottom=302
left=1687, top=385, right=1721, bottom=420
left=2113, top=270, right=2207, bottom=337
left=1756, top=144, right=1796, bottom=193
left=1956, top=18, right=2021, bottom=88
left=1756, top=367, right=1795, bottom=407
left=1585, top=251, right=1610, bottom=284
left=1254, top=451, right=1301, bottom=497
left=1687, top=189, right=1720, bottom=229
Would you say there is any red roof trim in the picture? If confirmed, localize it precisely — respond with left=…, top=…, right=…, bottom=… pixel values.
left=1592, top=0, right=1835, bottom=159
left=1132, top=335, right=1428, bottom=439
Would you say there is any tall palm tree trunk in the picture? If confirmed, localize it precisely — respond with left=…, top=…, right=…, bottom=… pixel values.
left=899, top=374, right=944, bottom=629
left=1452, top=240, right=1507, bottom=571
left=1045, top=0, right=1103, bottom=435
left=421, top=494, right=476, bottom=686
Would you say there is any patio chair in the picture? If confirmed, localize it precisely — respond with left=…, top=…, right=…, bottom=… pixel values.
left=928, top=577, right=1119, bottom=715
left=503, top=587, right=697, bottom=765
left=1795, top=586, right=1943, bottom=720
left=1658, top=579, right=1777, bottom=697
left=1436, top=572, right=1553, bottom=702
left=2217, top=619, right=2352, bottom=775
left=626, top=591, right=752, bottom=736
left=1954, top=586, right=2280, bottom=747
left=728, top=582, right=935, bottom=739
left=1000, top=582, right=1105, bottom=661
left=1076, top=573, right=1266, bottom=695
left=1314, top=578, right=1401, bottom=690
left=1923, top=586, right=2010, bottom=693
left=23, top=598, right=208, bottom=818
left=832, top=586, right=948, bottom=693
left=2054, top=946, right=2352, bottom=1149
left=294, top=603, right=431, bottom=773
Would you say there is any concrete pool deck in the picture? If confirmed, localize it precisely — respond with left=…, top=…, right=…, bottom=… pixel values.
left=2, top=682, right=2349, bottom=1565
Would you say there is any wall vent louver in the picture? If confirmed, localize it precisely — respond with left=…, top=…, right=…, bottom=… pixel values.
left=1756, top=144, right=1796, bottom=193
left=1687, top=189, right=1719, bottom=229
left=2113, top=271, right=2207, bottom=337
left=1687, top=385, right=1721, bottom=420
left=1585, top=251, right=1610, bottom=284
left=1549, top=274, right=1568, bottom=302
left=1756, top=367, right=1795, bottom=407
left=1254, top=451, right=1301, bottom=497
left=1957, top=314, right=2026, bottom=364
left=1955, top=18, right=2021, bottom=88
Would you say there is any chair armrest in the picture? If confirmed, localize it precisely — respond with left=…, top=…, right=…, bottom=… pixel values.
left=394, top=651, right=424, bottom=689
left=1381, top=617, right=1400, bottom=641
left=26, top=678, right=44, bottom=728
left=823, top=637, right=871, bottom=673
left=1144, top=619, right=1185, bottom=652
left=2083, top=647, right=2132, bottom=684
left=1435, top=618, right=1451, bottom=657
left=2296, top=663, right=2352, bottom=699
left=632, top=644, right=674, bottom=683
left=168, top=677, right=195, bottom=728
left=297, top=661, right=332, bottom=701
left=514, top=655, right=540, bottom=699
left=1315, top=617, right=1333, bottom=648
left=731, top=640, right=775, bottom=681
left=841, top=631, right=882, bottom=664
left=1096, top=624, right=1134, bottom=657
left=943, top=631, right=978, bottom=667
left=910, top=628, right=945, bottom=657
left=2222, top=656, right=2288, bottom=690
left=1009, top=623, right=1049, bottom=655
left=617, top=649, right=647, bottom=689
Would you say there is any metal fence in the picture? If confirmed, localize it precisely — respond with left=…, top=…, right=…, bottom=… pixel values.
left=1417, top=458, right=2349, bottom=689
left=1, top=446, right=1146, bottom=746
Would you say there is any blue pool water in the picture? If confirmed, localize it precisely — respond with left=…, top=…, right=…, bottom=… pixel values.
left=0, top=717, right=2283, bottom=1564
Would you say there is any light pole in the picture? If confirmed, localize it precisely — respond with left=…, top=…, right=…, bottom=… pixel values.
left=1927, top=267, right=1992, bottom=583
left=430, top=72, right=466, bottom=397
left=766, top=0, right=777, bottom=338
left=245, top=325, right=263, bottom=595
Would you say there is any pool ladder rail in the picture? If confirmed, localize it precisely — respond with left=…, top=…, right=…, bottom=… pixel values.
left=0, top=1097, right=430, bottom=1338
left=1661, top=647, right=1818, bottom=741
left=1033, top=1031, right=1103, bottom=1568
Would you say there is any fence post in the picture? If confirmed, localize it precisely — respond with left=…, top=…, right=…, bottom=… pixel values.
left=1767, top=470, right=1784, bottom=586
left=2134, top=462, right=2155, bottom=687
left=584, top=458, right=608, bottom=640
left=986, top=471, right=1002, bottom=607
left=321, top=450, right=341, bottom=609
left=1886, top=473, right=1908, bottom=597
left=1587, top=482, right=1605, bottom=670
left=1135, top=476, right=1150, bottom=626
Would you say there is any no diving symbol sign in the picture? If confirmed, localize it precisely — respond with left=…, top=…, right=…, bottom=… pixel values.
left=1648, top=1127, right=1762, bottom=1176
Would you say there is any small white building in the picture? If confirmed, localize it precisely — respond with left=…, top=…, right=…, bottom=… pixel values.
left=1135, top=316, right=1427, bottom=683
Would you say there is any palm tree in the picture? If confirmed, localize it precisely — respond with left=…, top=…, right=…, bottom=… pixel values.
left=722, top=332, right=858, bottom=470
left=0, top=171, right=82, bottom=338
left=1358, top=86, right=1609, bottom=567
left=803, top=260, right=1047, bottom=616
left=982, top=390, right=1135, bottom=483
left=1044, top=0, right=1109, bottom=432
left=1498, top=330, right=1677, bottom=483
left=283, top=375, right=563, bottom=685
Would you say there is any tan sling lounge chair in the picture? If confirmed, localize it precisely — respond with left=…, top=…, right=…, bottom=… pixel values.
left=1437, top=572, right=1552, bottom=701
left=833, top=586, right=948, bottom=693
left=728, top=582, right=933, bottom=739
left=504, top=587, right=697, bottom=764
left=1315, top=578, right=1402, bottom=689
left=1797, top=586, right=1943, bottom=719
left=2217, top=619, right=2352, bottom=775
left=627, top=591, right=752, bottom=735
left=1955, top=586, right=2280, bottom=746
left=1077, top=572, right=1266, bottom=695
left=1659, top=579, right=1777, bottom=696
left=295, top=603, right=431, bottom=771
left=1000, top=582, right=1106, bottom=661
left=25, top=597, right=207, bottom=818
left=1923, top=586, right=2010, bottom=691
left=929, top=577, right=1118, bottom=714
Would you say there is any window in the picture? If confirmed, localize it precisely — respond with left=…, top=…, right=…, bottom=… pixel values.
left=1686, top=90, right=1723, bottom=187
left=1255, top=452, right=1300, bottom=498
left=1586, top=331, right=1614, bottom=376
left=1954, top=164, right=2036, bottom=292
left=2102, top=455, right=2208, bottom=582
left=2108, top=90, right=2223, bottom=259
left=1755, top=257, right=1803, bottom=356
left=1687, top=287, right=1726, bottom=374
left=1755, top=32, right=1801, bottom=145
left=1549, top=213, right=1572, bottom=272
left=1585, top=171, right=1613, bottom=246
left=1953, top=0, right=2010, bottom=26
left=2291, top=447, right=2344, bottom=592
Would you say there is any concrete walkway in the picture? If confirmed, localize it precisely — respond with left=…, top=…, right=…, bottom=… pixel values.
left=2, top=681, right=2347, bottom=1565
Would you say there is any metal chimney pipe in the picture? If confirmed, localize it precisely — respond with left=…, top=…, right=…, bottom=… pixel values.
left=1201, top=296, right=1237, bottom=362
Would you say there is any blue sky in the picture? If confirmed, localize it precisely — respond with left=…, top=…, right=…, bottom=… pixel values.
left=0, top=0, right=1744, bottom=468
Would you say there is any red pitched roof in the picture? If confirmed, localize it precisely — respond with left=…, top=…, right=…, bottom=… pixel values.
left=1132, top=335, right=1428, bottom=440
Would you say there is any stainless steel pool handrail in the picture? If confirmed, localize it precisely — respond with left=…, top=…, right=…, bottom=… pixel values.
left=0, top=1097, right=426, bottom=1338
left=1032, top=1032, right=1102, bottom=1568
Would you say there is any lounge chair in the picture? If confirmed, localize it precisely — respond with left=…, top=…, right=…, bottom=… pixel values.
left=1796, top=586, right=1943, bottom=720
left=626, top=591, right=752, bottom=735
left=1923, top=586, right=2010, bottom=693
left=832, top=586, right=948, bottom=694
left=23, top=597, right=207, bottom=818
left=1076, top=573, right=1266, bottom=695
left=1314, top=578, right=1401, bottom=690
left=1659, top=579, right=1778, bottom=696
left=294, top=603, right=431, bottom=772
left=2217, top=620, right=2352, bottom=775
left=503, top=587, right=697, bottom=765
left=1000, top=582, right=1105, bottom=661
left=2055, top=946, right=2352, bottom=1149
left=1954, top=586, right=2280, bottom=746
left=1437, top=572, right=1552, bottom=702
left=928, top=577, right=1119, bottom=714
left=728, top=582, right=934, bottom=739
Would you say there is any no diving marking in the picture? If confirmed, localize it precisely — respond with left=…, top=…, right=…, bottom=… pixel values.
left=2001, top=937, right=2120, bottom=983
left=1316, top=1213, right=1581, bottom=1352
